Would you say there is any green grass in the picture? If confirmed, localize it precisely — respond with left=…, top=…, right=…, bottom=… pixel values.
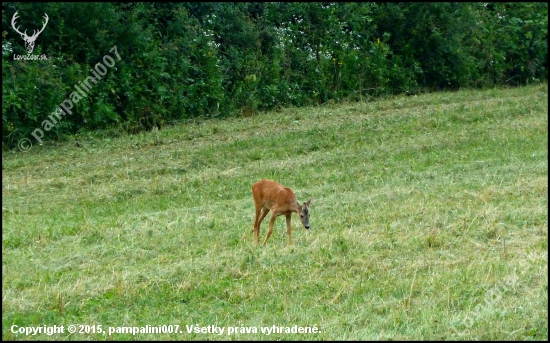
left=2, top=84, right=548, bottom=340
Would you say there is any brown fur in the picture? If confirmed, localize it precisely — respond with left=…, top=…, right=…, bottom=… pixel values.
left=246, top=179, right=312, bottom=245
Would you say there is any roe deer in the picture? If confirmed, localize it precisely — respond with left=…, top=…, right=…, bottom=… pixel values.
left=246, top=179, right=312, bottom=245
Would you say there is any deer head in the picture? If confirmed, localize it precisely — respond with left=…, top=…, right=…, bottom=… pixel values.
left=11, top=11, right=49, bottom=54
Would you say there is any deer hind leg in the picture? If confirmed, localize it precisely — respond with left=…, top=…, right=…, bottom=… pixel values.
left=262, top=212, right=278, bottom=246
left=245, top=204, right=262, bottom=241
left=245, top=204, right=260, bottom=241
left=252, top=207, right=270, bottom=244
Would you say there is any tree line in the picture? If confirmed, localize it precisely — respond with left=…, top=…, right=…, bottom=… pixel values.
left=2, top=2, right=547, bottom=148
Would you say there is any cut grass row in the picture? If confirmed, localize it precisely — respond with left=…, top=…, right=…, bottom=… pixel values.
left=2, top=84, right=548, bottom=340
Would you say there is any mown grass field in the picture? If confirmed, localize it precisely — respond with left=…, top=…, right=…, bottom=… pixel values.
left=2, top=84, right=548, bottom=340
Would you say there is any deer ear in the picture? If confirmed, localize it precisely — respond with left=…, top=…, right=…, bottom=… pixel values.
left=305, top=199, right=312, bottom=207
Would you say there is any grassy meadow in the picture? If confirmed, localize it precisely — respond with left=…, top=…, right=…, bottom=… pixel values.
left=2, top=84, right=548, bottom=340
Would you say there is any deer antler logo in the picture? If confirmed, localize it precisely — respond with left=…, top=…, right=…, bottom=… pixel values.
left=11, top=11, right=49, bottom=54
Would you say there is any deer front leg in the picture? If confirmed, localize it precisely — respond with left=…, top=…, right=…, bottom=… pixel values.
left=286, top=213, right=292, bottom=245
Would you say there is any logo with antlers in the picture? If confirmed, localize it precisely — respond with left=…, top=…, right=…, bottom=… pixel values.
left=11, top=11, right=49, bottom=54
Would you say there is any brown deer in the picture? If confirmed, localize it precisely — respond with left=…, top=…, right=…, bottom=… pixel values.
left=246, top=179, right=312, bottom=245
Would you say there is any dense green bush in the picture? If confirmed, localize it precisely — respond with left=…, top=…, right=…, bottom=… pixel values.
left=2, top=2, right=547, bottom=148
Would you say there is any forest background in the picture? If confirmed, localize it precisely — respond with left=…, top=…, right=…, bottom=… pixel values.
left=2, top=2, right=548, bottom=148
